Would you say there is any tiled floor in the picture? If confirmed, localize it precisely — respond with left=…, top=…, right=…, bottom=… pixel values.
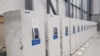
left=73, top=32, right=100, bottom=56
left=82, top=32, right=100, bottom=56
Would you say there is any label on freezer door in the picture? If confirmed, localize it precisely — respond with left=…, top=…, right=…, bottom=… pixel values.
left=32, top=19, right=40, bottom=46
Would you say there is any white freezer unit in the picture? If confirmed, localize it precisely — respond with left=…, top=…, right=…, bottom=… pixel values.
left=83, top=21, right=97, bottom=43
left=83, top=20, right=87, bottom=43
left=92, top=22, right=97, bottom=36
left=92, top=22, right=96, bottom=35
left=70, top=18, right=76, bottom=54
left=86, top=21, right=92, bottom=42
left=86, top=21, right=89, bottom=41
left=88, top=21, right=90, bottom=40
left=90, top=22, right=93, bottom=38
left=4, top=10, right=46, bottom=56
left=90, top=22, right=97, bottom=37
left=83, top=20, right=86, bottom=44
left=46, top=15, right=61, bottom=56
left=88, top=21, right=96, bottom=40
left=88, top=21, right=91, bottom=39
left=76, top=19, right=83, bottom=47
left=80, top=20, right=84, bottom=46
left=61, top=17, right=70, bottom=56
left=75, top=19, right=80, bottom=50
left=94, top=22, right=97, bottom=34
left=77, top=19, right=82, bottom=47
left=85, top=21, right=89, bottom=42
left=84, top=20, right=89, bottom=43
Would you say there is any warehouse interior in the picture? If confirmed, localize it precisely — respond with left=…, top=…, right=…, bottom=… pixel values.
left=0, top=0, right=100, bottom=56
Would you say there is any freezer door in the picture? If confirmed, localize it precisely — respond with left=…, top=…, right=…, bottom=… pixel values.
left=61, top=17, right=70, bottom=56
left=21, top=10, right=46, bottom=56
left=46, top=15, right=61, bottom=56
left=70, top=18, right=76, bottom=54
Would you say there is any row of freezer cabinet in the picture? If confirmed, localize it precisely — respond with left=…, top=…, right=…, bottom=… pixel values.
left=4, top=10, right=97, bottom=56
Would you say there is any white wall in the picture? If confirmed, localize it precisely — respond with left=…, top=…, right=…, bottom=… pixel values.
left=92, top=0, right=100, bottom=14
left=0, top=0, right=25, bottom=15
left=0, top=0, right=100, bottom=17
left=91, top=0, right=100, bottom=22
left=0, top=0, right=66, bottom=17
